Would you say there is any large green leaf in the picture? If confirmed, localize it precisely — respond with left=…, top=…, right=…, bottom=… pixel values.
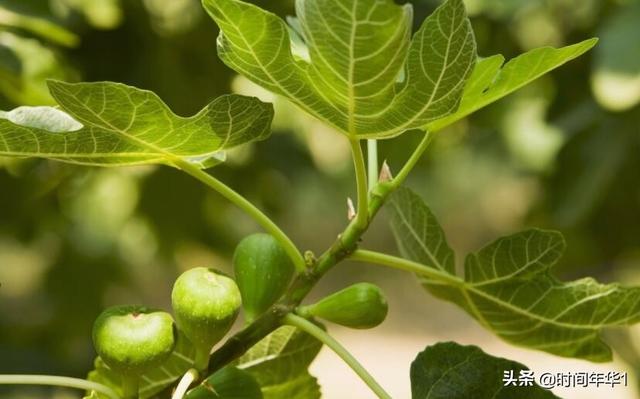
left=202, top=0, right=476, bottom=139
left=411, top=342, right=559, bottom=399
left=427, top=38, right=598, bottom=132
left=185, top=367, right=263, bottom=399
left=0, top=81, right=273, bottom=168
left=234, top=326, right=322, bottom=399
left=389, top=187, right=640, bottom=362
left=87, top=332, right=196, bottom=399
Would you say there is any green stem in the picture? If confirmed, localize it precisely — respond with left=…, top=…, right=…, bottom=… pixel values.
left=283, top=314, right=392, bottom=399
left=174, top=159, right=306, bottom=273
left=171, top=369, right=199, bottom=399
left=389, top=131, right=433, bottom=190
left=349, top=138, right=368, bottom=229
left=0, top=374, right=119, bottom=399
left=194, top=348, right=210, bottom=373
left=349, top=249, right=463, bottom=286
left=366, top=139, right=378, bottom=189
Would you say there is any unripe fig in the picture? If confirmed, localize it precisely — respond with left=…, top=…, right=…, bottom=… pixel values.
left=92, top=305, right=176, bottom=374
left=171, top=267, right=241, bottom=370
left=233, top=233, right=295, bottom=322
left=299, top=283, right=388, bottom=329
left=92, top=305, right=176, bottom=398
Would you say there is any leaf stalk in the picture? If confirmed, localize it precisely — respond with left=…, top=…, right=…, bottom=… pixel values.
left=389, top=131, right=433, bottom=191
left=349, top=138, right=369, bottom=230
left=283, top=314, right=392, bottom=399
left=0, top=374, right=120, bottom=399
left=174, top=159, right=306, bottom=273
left=348, top=249, right=464, bottom=287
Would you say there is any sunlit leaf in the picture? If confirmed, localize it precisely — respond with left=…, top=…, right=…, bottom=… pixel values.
left=411, top=342, right=559, bottom=399
left=234, top=326, right=322, bottom=399
left=389, top=187, right=640, bottom=362
left=0, top=81, right=273, bottom=168
left=428, top=39, right=598, bottom=132
left=203, top=0, right=476, bottom=139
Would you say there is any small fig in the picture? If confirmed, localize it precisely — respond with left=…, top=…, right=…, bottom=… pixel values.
left=92, top=305, right=176, bottom=398
left=233, top=233, right=295, bottom=322
left=171, top=267, right=241, bottom=370
left=298, top=283, right=388, bottom=329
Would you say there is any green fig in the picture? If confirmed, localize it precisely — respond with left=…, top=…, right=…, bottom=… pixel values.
left=92, top=305, right=176, bottom=398
left=233, top=233, right=295, bottom=322
left=298, top=283, right=388, bottom=329
left=171, top=267, right=241, bottom=371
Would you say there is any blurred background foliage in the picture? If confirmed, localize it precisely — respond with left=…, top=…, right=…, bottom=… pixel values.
left=0, top=0, right=639, bottom=398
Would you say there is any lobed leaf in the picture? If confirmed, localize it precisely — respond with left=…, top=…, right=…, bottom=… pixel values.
left=389, top=187, right=640, bottom=362
left=203, top=0, right=476, bottom=139
left=0, top=81, right=273, bottom=168
left=234, top=326, right=322, bottom=399
left=411, top=342, right=559, bottom=398
left=428, top=39, right=598, bottom=132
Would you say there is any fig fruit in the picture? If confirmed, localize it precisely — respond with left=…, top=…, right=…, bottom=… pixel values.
left=298, top=283, right=388, bottom=329
left=233, top=233, right=295, bottom=322
left=92, top=305, right=176, bottom=398
left=171, top=267, right=241, bottom=370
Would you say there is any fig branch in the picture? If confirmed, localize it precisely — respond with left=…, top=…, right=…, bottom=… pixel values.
left=204, top=133, right=434, bottom=374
